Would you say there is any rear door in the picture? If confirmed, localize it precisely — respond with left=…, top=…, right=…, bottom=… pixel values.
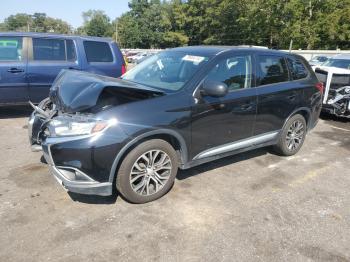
left=27, top=37, right=80, bottom=103
left=254, top=54, right=303, bottom=136
left=0, top=36, right=28, bottom=104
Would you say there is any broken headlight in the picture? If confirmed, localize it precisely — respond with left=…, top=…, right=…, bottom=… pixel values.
left=49, top=116, right=117, bottom=137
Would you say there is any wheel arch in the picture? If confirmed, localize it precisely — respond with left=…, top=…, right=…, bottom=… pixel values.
left=282, top=107, right=311, bottom=132
left=108, top=129, right=188, bottom=183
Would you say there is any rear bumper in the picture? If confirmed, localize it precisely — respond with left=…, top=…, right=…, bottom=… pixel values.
left=42, top=138, right=113, bottom=196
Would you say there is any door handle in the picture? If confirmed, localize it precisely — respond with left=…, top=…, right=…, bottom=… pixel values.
left=240, top=103, right=254, bottom=111
left=7, top=68, right=24, bottom=73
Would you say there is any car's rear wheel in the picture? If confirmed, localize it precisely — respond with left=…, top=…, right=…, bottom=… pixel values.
left=116, top=139, right=178, bottom=204
left=274, top=114, right=307, bottom=156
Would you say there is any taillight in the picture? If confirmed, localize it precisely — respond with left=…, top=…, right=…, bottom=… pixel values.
left=121, top=64, right=127, bottom=75
left=315, top=82, right=324, bottom=94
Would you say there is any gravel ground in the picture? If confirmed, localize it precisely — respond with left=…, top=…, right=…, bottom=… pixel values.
left=0, top=106, right=349, bottom=262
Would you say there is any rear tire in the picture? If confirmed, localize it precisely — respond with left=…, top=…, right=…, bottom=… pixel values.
left=116, top=139, right=178, bottom=204
left=274, top=114, right=307, bottom=156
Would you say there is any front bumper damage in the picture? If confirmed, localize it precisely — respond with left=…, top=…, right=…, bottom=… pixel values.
left=28, top=112, right=114, bottom=196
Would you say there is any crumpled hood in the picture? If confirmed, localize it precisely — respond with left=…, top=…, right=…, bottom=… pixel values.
left=49, top=70, right=164, bottom=113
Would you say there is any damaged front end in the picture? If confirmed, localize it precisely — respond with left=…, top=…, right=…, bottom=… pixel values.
left=28, top=69, right=163, bottom=150
left=28, top=70, right=164, bottom=196
left=315, top=66, right=350, bottom=118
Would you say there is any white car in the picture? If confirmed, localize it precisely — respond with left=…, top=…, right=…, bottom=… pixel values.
left=314, top=54, right=350, bottom=118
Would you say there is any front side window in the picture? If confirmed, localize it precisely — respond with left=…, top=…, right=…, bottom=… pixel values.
left=287, top=57, right=308, bottom=80
left=122, top=51, right=210, bottom=91
left=84, top=41, right=113, bottom=62
left=206, top=55, right=252, bottom=91
left=0, top=37, right=23, bottom=61
left=258, top=55, right=289, bottom=85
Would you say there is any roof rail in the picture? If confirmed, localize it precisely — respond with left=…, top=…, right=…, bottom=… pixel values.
left=237, top=45, right=268, bottom=49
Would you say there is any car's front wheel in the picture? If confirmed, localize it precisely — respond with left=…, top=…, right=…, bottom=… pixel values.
left=274, top=114, right=307, bottom=156
left=116, top=139, right=178, bottom=203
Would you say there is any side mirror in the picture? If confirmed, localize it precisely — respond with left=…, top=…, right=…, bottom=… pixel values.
left=201, top=80, right=228, bottom=98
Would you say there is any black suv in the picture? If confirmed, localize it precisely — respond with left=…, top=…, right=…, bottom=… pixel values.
left=29, top=46, right=323, bottom=203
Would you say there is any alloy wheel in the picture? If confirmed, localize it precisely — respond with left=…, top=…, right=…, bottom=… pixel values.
left=286, top=119, right=305, bottom=151
left=129, top=150, right=172, bottom=196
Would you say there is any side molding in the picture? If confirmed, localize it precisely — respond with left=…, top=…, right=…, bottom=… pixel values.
left=193, top=131, right=279, bottom=160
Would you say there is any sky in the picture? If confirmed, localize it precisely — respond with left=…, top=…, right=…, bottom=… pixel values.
left=0, top=0, right=130, bottom=28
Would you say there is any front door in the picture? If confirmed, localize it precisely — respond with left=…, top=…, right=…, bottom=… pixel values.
left=190, top=53, right=257, bottom=160
left=27, top=37, right=80, bottom=103
left=0, top=36, right=28, bottom=104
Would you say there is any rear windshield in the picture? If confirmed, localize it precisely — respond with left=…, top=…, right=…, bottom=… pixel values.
left=84, top=41, right=113, bottom=62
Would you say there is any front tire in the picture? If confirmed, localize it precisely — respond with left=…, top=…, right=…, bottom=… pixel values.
left=274, top=114, right=307, bottom=156
left=116, top=139, right=178, bottom=204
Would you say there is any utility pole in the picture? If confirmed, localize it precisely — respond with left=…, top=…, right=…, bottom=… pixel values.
left=289, top=39, right=293, bottom=53
left=115, top=19, right=118, bottom=43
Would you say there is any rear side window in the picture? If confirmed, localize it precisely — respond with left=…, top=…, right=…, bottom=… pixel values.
left=0, top=37, right=23, bottom=61
left=258, top=55, right=289, bottom=85
left=33, top=38, right=76, bottom=61
left=84, top=41, right=113, bottom=62
left=287, top=57, right=308, bottom=80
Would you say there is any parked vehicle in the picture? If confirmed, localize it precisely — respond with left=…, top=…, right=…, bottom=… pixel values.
left=135, top=52, right=156, bottom=64
left=28, top=46, right=323, bottom=203
left=314, top=55, right=350, bottom=118
left=321, top=54, right=350, bottom=69
left=309, top=55, right=329, bottom=67
left=0, top=32, right=126, bottom=105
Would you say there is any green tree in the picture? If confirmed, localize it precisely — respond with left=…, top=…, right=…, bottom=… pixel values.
left=4, top=13, right=32, bottom=31
left=81, top=10, right=114, bottom=37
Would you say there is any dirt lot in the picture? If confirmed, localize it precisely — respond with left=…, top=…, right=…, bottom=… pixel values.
left=0, top=106, right=349, bottom=262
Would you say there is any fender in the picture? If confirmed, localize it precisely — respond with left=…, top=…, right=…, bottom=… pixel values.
left=108, top=129, right=188, bottom=183
left=281, top=107, right=311, bottom=132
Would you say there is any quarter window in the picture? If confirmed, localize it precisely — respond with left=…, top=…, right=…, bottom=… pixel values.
left=0, top=37, right=23, bottom=61
left=84, top=41, right=113, bottom=62
left=33, top=38, right=76, bottom=61
left=206, top=55, right=252, bottom=91
left=258, top=55, right=289, bottom=85
left=287, top=57, right=308, bottom=80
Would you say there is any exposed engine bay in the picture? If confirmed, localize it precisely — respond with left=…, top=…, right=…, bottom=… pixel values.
left=315, top=66, right=350, bottom=118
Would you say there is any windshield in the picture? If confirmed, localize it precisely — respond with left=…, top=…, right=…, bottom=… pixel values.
left=322, top=58, right=350, bottom=69
left=122, top=51, right=210, bottom=91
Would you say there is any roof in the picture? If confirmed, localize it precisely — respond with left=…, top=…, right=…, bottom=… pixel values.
left=170, top=45, right=289, bottom=57
left=0, top=32, right=113, bottom=42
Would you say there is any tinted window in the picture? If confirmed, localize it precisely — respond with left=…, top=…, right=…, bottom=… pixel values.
left=0, top=37, right=23, bottom=61
left=206, top=55, right=252, bottom=91
left=258, top=55, right=289, bottom=85
left=287, top=57, right=308, bottom=80
left=84, top=41, right=113, bottom=62
left=33, top=38, right=76, bottom=61
left=33, top=38, right=66, bottom=61
left=66, top=40, right=76, bottom=61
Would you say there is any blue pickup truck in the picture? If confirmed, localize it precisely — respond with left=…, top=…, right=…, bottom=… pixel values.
left=0, top=32, right=126, bottom=105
